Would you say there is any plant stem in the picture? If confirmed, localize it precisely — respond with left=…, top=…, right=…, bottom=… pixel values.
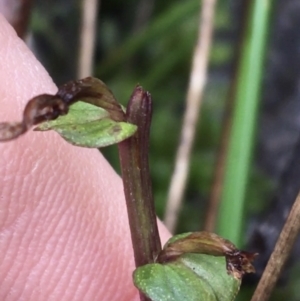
left=250, top=190, right=300, bottom=301
left=164, top=0, right=217, bottom=233
left=118, top=87, right=161, bottom=300
left=78, top=0, right=99, bottom=78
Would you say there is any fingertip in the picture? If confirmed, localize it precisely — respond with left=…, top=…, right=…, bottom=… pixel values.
left=0, top=15, right=172, bottom=300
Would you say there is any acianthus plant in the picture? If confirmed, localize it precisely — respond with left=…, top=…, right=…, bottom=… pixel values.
left=0, top=77, right=256, bottom=301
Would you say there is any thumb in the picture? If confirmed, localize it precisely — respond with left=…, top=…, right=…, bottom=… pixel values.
left=0, top=15, right=170, bottom=301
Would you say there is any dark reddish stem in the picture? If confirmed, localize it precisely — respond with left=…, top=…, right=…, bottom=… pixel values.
left=118, top=87, right=161, bottom=301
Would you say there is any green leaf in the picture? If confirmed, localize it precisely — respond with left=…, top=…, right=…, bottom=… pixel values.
left=134, top=253, right=240, bottom=301
left=35, top=101, right=137, bottom=148
left=57, top=77, right=126, bottom=122
left=36, top=101, right=109, bottom=130
left=157, top=232, right=257, bottom=276
left=134, top=232, right=257, bottom=301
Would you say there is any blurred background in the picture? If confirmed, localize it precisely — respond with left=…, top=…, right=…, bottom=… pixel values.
left=1, top=0, right=300, bottom=300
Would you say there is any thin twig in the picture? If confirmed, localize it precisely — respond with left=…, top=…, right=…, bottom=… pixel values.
left=78, top=0, right=99, bottom=78
left=164, top=0, right=217, bottom=232
left=250, top=190, right=300, bottom=301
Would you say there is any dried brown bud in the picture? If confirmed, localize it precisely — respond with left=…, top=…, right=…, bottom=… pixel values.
left=157, top=231, right=258, bottom=280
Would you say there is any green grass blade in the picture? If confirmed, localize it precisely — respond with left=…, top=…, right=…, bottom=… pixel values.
left=217, top=0, right=272, bottom=245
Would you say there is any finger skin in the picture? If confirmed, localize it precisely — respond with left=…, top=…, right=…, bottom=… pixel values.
left=0, top=16, right=170, bottom=301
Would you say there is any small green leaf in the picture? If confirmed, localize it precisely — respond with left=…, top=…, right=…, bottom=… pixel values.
left=35, top=101, right=137, bottom=148
left=57, top=77, right=126, bottom=122
left=134, top=253, right=241, bottom=301
left=36, top=101, right=109, bottom=130
left=134, top=232, right=257, bottom=301
left=158, top=231, right=257, bottom=277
